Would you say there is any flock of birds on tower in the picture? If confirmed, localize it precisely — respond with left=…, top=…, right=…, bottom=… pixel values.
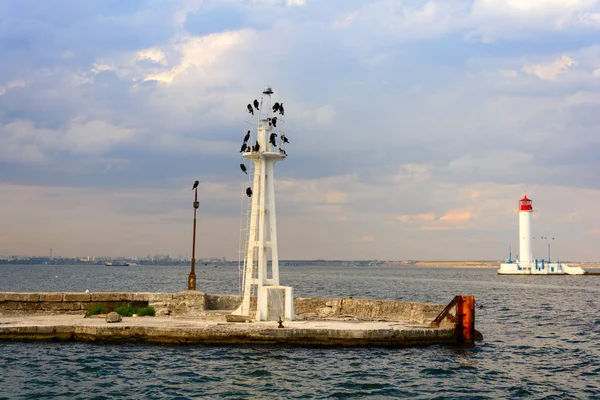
left=239, top=98, right=290, bottom=198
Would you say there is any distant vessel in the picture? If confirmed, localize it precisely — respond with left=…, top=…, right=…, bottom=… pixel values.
left=498, top=195, right=586, bottom=275
left=105, top=261, right=129, bottom=266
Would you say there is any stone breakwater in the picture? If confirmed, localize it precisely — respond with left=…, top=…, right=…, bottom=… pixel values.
left=0, top=292, right=446, bottom=325
left=0, top=292, right=468, bottom=348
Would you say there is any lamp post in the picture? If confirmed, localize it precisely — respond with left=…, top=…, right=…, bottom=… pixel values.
left=188, top=180, right=200, bottom=290
left=541, top=236, right=554, bottom=263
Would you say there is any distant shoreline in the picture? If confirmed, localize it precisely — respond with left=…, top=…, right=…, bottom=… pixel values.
left=389, top=261, right=500, bottom=268
left=1, top=260, right=598, bottom=269
left=388, top=261, right=600, bottom=269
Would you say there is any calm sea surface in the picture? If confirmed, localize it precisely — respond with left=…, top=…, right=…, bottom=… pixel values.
left=0, top=264, right=598, bottom=399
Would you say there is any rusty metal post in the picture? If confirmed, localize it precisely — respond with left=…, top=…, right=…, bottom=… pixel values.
left=431, top=295, right=477, bottom=345
left=188, top=188, right=199, bottom=290
left=456, top=295, right=475, bottom=345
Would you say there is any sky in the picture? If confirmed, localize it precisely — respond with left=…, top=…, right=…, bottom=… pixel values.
left=1, top=0, right=600, bottom=261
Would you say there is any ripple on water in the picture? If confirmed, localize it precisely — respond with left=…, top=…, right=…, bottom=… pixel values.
left=420, top=367, right=456, bottom=376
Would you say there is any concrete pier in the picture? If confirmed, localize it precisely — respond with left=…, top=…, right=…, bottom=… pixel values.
left=0, top=292, right=476, bottom=348
left=0, top=315, right=456, bottom=347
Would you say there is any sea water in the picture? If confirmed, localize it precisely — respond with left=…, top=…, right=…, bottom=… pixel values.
left=0, top=263, right=598, bottom=399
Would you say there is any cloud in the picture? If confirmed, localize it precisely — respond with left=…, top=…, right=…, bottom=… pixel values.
left=286, top=0, right=306, bottom=6
left=332, top=12, right=359, bottom=29
left=331, top=0, right=600, bottom=45
left=392, top=164, right=431, bottom=184
left=0, top=119, right=134, bottom=163
left=0, top=181, right=240, bottom=257
left=2, top=0, right=600, bottom=260
left=361, top=234, right=374, bottom=242
left=416, top=213, right=436, bottom=221
left=471, top=0, right=600, bottom=20
left=394, top=213, right=436, bottom=223
left=470, top=0, right=600, bottom=41
left=138, top=30, right=252, bottom=84
left=0, top=80, right=27, bottom=96
left=421, top=226, right=451, bottom=231
left=396, top=215, right=410, bottom=223
left=325, top=191, right=347, bottom=204
left=332, top=1, right=468, bottom=41
left=439, top=210, right=472, bottom=223
left=523, top=55, right=579, bottom=80
left=136, top=48, right=168, bottom=66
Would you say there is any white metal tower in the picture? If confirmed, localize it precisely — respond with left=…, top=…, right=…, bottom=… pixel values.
left=232, top=87, right=294, bottom=322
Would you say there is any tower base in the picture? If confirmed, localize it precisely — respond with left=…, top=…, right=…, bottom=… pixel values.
left=231, top=286, right=295, bottom=321
left=498, top=262, right=586, bottom=275
left=257, top=286, right=294, bottom=321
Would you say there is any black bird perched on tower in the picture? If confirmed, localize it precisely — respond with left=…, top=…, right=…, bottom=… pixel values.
left=247, top=104, right=254, bottom=115
left=272, top=117, right=277, bottom=127
left=243, top=130, right=250, bottom=142
left=269, top=133, right=277, bottom=146
left=240, top=143, right=247, bottom=153
left=281, top=134, right=289, bottom=144
left=253, top=140, right=260, bottom=152
left=246, top=187, right=253, bottom=197
left=253, top=99, right=259, bottom=110
left=273, top=102, right=280, bottom=113
left=279, top=148, right=287, bottom=156
left=279, top=103, right=284, bottom=115
left=192, top=180, right=199, bottom=190
left=240, top=164, right=247, bottom=174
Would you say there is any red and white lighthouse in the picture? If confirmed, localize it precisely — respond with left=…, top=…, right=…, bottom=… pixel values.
left=519, top=195, right=533, bottom=266
left=498, top=194, right=587, bottom=274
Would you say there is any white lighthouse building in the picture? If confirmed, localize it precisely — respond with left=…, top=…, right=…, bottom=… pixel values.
left=232, top=87, right=294, bottom=321
left=498, top=195, right=586, bottom=275
left=518, top=195, right=533, bottom=268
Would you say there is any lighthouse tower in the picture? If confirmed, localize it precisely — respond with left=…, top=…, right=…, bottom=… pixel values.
left=232, top=87, right=294, bottom=322
left=518, top=195, right=533, bottom=267
left=498, top=194, right=586, bottom=275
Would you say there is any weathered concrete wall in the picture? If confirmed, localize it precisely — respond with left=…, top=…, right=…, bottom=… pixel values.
left=203, top=295, right=444, bottom=324
left=294, top=297, right=445, bottom=325
left=0, top=291, right=206, bottom=317
left=0, top=292, right=445, bottom=324
left=205, top=294, right=244, bottom=311
left=149, top=292, right=206, bottom=317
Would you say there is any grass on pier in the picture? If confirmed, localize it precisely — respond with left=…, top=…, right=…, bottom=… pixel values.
left=85, top=304, right=155, bottom=317
left=115, top=305, right=155, bottom=317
